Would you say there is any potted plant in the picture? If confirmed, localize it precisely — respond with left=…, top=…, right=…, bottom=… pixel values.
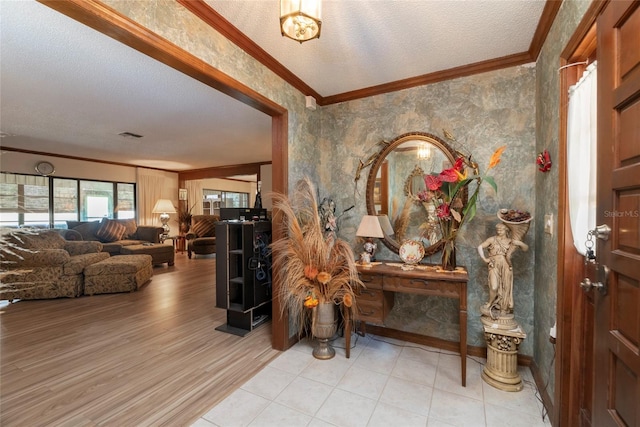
left=177, top=204, right=194, bottom=235
left=271, top=177, right=363, bottom=359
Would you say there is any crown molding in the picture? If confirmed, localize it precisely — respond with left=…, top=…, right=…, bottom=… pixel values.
left=180, top=0, right=561, bottom=106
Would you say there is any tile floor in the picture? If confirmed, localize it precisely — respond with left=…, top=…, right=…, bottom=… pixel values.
left=191, top=334, right=551, bottom=427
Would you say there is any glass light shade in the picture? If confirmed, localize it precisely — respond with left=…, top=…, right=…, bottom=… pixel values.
left=356, top=215, right=384, bottom=238
left=417, top=143, right=432, bottom=160
left=280, top=0, right=322, bottom=43
left=152, top=199, right=176, bottom=214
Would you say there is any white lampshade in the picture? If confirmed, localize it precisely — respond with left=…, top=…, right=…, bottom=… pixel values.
left=356, top=215, right=384, bottom=238
left=280, top=0, right=322, bottom=43
left=377, top=215, right=394, bottom=236
left=152, top=199, right=176, bottom=214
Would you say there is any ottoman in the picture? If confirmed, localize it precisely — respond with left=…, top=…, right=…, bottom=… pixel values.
left=84, top=255, right=153, bottom=295
left=120, top=243, right=175, bottom=266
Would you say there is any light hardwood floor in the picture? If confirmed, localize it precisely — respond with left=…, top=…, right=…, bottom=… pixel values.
left=1, top=252, right=280, bottom=426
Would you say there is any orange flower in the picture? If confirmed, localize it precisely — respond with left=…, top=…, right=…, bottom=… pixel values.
left=343, top=293, right=353, bottom=308
left=488, top=146, right=506, bottom=169
left=304, top=295, right=319, bottom=308
left=316, top=272, right=332, bottom=285
left=304, top=265, right=318, bottom=280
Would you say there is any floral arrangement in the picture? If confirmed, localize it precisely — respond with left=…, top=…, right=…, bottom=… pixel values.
left=270, top=177, right=363, bottom=336
left=415, top=146, right=506, bottom=269
left=177, top=204, right=194, bottom=234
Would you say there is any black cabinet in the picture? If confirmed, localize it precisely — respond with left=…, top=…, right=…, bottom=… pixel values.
left=215, top=221, right=272, bottom=336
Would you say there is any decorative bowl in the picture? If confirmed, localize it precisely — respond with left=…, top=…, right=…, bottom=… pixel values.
left=399, top=240, right=425, bottom=265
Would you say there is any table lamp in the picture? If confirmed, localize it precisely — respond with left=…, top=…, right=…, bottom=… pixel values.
left=152, top=199, right=176, bottom=238
left=356, top=215, right=385, bottom=265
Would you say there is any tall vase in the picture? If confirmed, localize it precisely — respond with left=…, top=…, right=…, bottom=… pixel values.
left=441, top=238, right=457, bottom=271
left=179, top=222, right=190, bottom=235
left=311, top=302, right=337, bottom=360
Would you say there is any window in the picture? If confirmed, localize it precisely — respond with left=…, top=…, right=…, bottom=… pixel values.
left=53, top=178, right=78, bottom=228
left=0, top=172, right=136, bottom=228
left=0, top=174, right=49, bottom=228
left=81, top=181, right=113, bottom=221
left=203, top=189, right=249, bottom=209
left=117, top=183, right=135, bottom=219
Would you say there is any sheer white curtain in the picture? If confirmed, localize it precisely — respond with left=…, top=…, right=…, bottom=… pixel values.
left=185, top=180, right=204, bottom=215
left=567, top=61, right=597, bottom=255
left=137, top=174, right=167, bottom=226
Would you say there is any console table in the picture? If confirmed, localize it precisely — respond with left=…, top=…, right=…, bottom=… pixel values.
left=349, top=262, right=468, bottom=386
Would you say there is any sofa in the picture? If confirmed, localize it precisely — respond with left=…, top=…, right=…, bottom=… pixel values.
left=1, top=229, right=110, bottom=300
left=186, top=215, right=220, bottom=258
left=61, top=218, right=163, bottom=255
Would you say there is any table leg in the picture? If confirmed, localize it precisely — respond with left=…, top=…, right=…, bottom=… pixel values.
left=344, top=307, right=351, bottom=358
left=460, top=305, right=467, bottom=387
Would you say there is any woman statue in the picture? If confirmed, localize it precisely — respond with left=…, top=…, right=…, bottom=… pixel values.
left=477, top=223, right=528, bottom=319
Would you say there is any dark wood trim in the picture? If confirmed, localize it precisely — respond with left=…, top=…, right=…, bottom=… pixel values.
left=37, top=0, right=290, bottom=352
left=178, top=162, right=271, bottom=181
left=364, top=324, right=533, bottom=367
left=178, top=1, right=561, bottom=106
left=176, top=0, right=322, bottom=103
left=528, top=0, right=563, bottom=60
left=0, top=145, right=170, bottom=173
left=2, top=146, right=271, bottom=180
left=560, top=1, right=608, bottom=60
left=40, top=0, right=285, bottom=118
left=531, top=360, right=555, bottom=423
left=322, top=52, right=533, bottom=105
left=555, top=3, right=602, bottom=426
left=271, top=112, right=289, bottom=350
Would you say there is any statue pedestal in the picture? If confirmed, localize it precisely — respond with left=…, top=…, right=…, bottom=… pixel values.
left=482, top=324, right=526, bottom=392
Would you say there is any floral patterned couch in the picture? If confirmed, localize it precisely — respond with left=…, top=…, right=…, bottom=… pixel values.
left=0, top=229, right=109, bottom=301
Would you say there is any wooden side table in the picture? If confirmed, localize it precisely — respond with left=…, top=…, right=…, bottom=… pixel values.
left=351, top=262, right=469, bottom=386
left=166, top=235, right=186, bottom=253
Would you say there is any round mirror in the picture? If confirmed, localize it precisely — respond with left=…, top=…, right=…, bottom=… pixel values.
left=365, top=132, right=465, bottom=257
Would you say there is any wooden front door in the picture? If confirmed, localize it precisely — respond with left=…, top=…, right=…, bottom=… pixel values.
left=594, top=1, right=640, bottom=426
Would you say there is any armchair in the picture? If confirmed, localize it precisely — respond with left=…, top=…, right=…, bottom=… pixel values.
left=1, top=230, right=109, bottom=300
left=185, top=215, right=220, bottom=258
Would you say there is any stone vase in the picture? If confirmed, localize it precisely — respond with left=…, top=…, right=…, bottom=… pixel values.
left=311, top=302, right=337, bottom=360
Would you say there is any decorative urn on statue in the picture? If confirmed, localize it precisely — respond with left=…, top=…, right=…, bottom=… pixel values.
left=477, top=209, right=532, bottom=392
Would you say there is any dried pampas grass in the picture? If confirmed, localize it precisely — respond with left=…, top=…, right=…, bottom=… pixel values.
left=271, top=177, right=363, bottom=336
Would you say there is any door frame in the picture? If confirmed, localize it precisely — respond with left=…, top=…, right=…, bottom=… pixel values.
left=555, top=2, right=607, bottom=426
left=38, top=0, right=291, bottom=349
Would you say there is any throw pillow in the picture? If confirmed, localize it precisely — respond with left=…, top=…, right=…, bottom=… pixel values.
left=192, top=219, right=216, bottom=237
left=72, top=221, right=100, bottom=241
left=116, top=218, right=137, bottom=239
left=95, top=218, right=126, bottom=243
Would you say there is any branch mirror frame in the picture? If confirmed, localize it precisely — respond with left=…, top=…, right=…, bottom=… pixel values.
left=365, top=131, right=466, bottom=257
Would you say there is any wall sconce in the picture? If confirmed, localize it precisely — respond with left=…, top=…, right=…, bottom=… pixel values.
left=280, top=0, right=322, bottom=43
left=417, top=143, right=432, bottom=160
left=152, top=199, right=176, bottom=238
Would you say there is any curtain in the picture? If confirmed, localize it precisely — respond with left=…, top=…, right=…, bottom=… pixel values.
left=137, top=174, right=167, bottom=226
left=185, top=180, right=204, bottom=216
left=567, top=61, right=597, bottom=255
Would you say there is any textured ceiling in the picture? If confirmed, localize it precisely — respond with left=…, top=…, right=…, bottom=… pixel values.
left=0, top=0, right=547, bottom=172
left=208, top=0, right=546, bottom=97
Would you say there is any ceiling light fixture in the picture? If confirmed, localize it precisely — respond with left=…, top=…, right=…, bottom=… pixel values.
left=280, top=0, right=322, bottom=43
left=417, top=143, right=432, bottom=160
